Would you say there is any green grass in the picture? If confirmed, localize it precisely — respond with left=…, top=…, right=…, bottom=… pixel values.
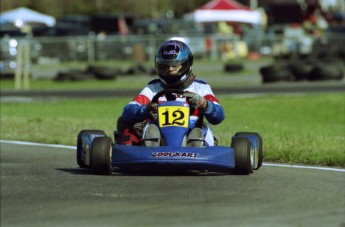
left=1, top=93, right=344, bottom=167
left=215, top=93, right=345, bottom=167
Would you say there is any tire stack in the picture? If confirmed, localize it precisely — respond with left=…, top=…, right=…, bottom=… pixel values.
left=55, top=69, right=95, bottom=81
left=54, top=63, right=157, bottom=82
left=308, top=60, right=344, bottom=81
left=86, top=65, right=118, bottom=80
left=260, top=62, right=295, bottom=83
left=123, top=64, right=156, bottom=76
left=260, top=41, right=345, bottom=83
left=224, top=63, right=244, bottom=73
left=55, top=66, right=118, bottom=82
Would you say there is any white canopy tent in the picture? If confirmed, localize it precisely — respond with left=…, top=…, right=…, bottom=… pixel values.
left=185, top=0, right=261, bottom=24
left=0, top=7, right=56, bottom=27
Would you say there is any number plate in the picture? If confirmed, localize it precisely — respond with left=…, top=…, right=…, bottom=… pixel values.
left=158, top=106, right=189, bottom=128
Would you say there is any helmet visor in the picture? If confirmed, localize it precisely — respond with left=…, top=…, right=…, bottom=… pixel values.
left=156, top=59, right=189, bottom=77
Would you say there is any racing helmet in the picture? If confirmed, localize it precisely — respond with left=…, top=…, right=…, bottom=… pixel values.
left=155, top=40, right=194, bottom=89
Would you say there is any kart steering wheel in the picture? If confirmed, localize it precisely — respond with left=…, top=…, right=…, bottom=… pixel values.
left=151, top=89, right=186, bottom=104
left=151, top=89, right=204, bottom=128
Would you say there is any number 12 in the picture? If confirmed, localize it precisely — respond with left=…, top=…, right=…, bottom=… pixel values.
left=161, top=110, right=185, bottom=126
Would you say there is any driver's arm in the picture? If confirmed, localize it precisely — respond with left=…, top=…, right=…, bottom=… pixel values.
left=122, top=87, right=154, bottom=125
left=186, top=82, right=225, bottom=125
left=203, top=99, right=225, bottom=125
left=201, top=83, right=225, bottom=125
left=122, top=102, right=149, bottom=125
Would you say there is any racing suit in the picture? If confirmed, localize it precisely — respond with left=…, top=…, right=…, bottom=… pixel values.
left=121, top=79, right=225, bottom=146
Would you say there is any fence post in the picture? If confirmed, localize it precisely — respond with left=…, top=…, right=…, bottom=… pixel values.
left=23, top=37, right=31, bottom=90
left=88, top=32, right=96, bottom=63
left=14, top=36, right=31, bottom=90
left=14, top=41, right=23, bottom=90
left=133, top=43, right=145, bottom=64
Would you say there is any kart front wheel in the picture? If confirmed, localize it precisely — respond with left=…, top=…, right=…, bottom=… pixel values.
left=77, top=130, right=106, bottom=168
left=234, top=132, right=263, bottom=170
left=231, top=137, right=252, bottom=175
left=90, top=136, right=113, bottom=175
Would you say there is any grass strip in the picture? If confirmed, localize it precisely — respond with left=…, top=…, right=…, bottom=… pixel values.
left=1, top=93, right=344, bottom=167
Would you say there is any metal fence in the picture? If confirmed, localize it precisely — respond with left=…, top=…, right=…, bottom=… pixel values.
left=1, top=32, right=344, bottom=76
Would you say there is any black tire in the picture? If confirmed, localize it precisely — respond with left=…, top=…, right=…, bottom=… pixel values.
left=135, top=64, right=148, bottom=73
left=0, top=72, right=14, bottom=80
left=86, top=65, right=118, bottom=80
left=77, top=130, right=106, bottom=168
left=260, top=63, right=294, bottom=83
left=231, top=137, right=252, bottom=175
left=234, top=132, right=263, bottom=170
left=308, top=60, right=344, bottom=81
left=55, top=69, right=92, bottom=82
left=91, top=137, right=113, bottom=175
left=124, top=64, right=147, bottom=75
left=224, top=63, right=244, bottom=72
left=288, top=60, right=315, bottom=81
left=337, top=48, right=345, bottom=62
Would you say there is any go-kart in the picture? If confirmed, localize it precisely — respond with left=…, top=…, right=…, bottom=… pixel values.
left=76, top=89, right=263, bottom=175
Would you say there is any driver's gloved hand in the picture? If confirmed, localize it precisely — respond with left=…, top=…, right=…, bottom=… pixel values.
left=145, top=102, right=158, bottom=118
left=184, top=92, right=208, bottom=110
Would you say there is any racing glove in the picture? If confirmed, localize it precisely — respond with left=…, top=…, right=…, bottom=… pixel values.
left=145, top=102, right=158, bottom=118
left=184, top=92, right=208, bottom=110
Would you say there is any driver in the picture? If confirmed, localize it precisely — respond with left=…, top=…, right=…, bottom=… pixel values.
left=118, top=40, right=225, bottom=147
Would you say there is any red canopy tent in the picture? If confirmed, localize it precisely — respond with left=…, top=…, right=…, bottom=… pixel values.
left=199, top=0, right=250, bottom=10
left=186, top=0, right=261, bottom=24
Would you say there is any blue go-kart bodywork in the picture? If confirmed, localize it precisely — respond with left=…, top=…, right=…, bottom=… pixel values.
left=76, top=90, right=263, bottom=175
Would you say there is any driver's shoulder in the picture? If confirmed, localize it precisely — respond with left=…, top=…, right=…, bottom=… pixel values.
left=192, top=79, right=211, bottom=89
left=146, top=79, right=164, bottom=94
left=194, top=79, right=208, bottom=85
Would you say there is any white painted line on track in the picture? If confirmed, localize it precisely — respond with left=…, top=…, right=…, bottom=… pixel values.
left=1, top=139, right=344, bottom=173
left=262, top=163, right=345, bottom=173
left=0, top=139, right=75, bottom=150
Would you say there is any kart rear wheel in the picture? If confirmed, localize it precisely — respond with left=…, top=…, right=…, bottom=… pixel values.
left=231, top=137, right=252, bottom=175
left=77, top=130, right=106, bottom=168
left=234, top=132, right=263, bottom=170
left=90, top=136, right=113, bottom=175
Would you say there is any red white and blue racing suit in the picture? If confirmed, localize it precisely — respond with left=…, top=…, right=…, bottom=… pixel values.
left=122, top=79, right=225, bottom=146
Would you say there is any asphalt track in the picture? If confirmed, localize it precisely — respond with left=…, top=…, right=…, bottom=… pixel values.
left=1, top=142, right=344, bottom=227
